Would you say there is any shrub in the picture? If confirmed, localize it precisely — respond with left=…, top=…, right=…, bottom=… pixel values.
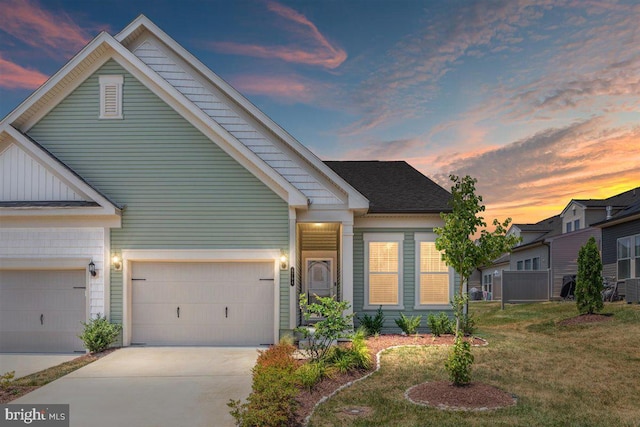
left=394, top=313, right=422, bottom=335
left=427, top=312, right=454, bottom=337
left=325, top=329, right=372, bottom=373
left=78, top=314, right=121, bottom=353
left=295, top=361, right=328, bottom=391
left=1, top=371, right=15, bottom=390
left=228, top=341, right=299, bottom=427
left=358, top=306, right=385, bottom=336
left=459, top=313, right=477, bottom=337
left=576, top=236, right=604, bottom=315
left=445, top=333, right=474, bottom=386
left=296, top=294, right=354, bottom=362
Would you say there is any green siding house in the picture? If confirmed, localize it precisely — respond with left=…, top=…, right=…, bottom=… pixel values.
left=0, top=16, right=453, bottom=352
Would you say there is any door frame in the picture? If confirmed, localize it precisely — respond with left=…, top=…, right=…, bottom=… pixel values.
left=121, top=249, right=281, bottom=346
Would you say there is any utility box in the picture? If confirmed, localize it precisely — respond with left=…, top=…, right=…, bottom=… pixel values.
left=625, top=278, right=639, bottom=304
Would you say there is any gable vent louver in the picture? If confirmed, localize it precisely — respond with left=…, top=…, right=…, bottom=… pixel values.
left=99, top=75, right=123, bottom=119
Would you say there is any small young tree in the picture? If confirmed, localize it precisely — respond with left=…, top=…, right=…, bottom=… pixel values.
left=435, top=175, right=520, bottom=386
left=575, top=236, right=603, bottom=314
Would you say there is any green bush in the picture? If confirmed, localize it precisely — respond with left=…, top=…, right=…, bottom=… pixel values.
left=325, top=329, right=372, bottom=373
left=228, top=341, right=299, bottom=427
left=295, top=361, right=328, bottom=391
left=1, top=371, right=15, bottom=390
left=459, top=313, right=476, bottom=336
left=394, top=313, right=422, bottom=335
left=427, top=312, right=454, bottom=337
left=296, top=294, right=354, bottom=362
left=78, top=314, right=121, bottom=353
left=358, top=306, right=385, bottom=336
left=576, top=236, right=604, bottom=314
left=445, top=333, right=474, bottom=386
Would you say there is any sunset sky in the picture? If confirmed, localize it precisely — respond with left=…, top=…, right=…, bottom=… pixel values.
left=1, top=0, right=639, bottom=226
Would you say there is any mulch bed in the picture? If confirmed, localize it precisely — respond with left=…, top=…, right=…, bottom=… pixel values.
left=294, top=334, right=487, bottom=425
left=406, top=381, right=517, bottom=411
left=557, top=313, right=614, bottom=326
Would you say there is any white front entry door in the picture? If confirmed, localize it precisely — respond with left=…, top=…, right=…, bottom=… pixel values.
left=306, top=259, right=333, bottom=299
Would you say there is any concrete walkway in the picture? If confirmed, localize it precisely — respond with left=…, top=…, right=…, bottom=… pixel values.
left=0, top=354, right=78, bottom=379
left=13, top=347, right=259, bottom=427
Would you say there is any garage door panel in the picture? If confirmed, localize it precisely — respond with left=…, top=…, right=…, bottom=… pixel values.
left=0, top=270, right=86, bottom=353
left=131, top=261, right=274, bottom=346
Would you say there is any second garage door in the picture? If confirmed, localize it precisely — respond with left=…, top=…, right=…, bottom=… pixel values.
left=0, top=269, right=86, bottom=353
left=131, top=261, right=275, bottom=346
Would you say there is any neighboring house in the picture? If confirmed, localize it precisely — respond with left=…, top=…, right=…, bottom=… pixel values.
left=478, top=253, right=510, bottom=301
left=488, top=187, right=639, bottom=300
left=0, top=16, right=454, bottom=353
left=594, top=199, right=640, bottom=294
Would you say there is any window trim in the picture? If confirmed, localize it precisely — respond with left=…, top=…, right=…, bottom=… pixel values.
left=617, top=235, right=640, bottom=280
left=99, top=75, right=124, bottom=119
left=363, top=233, right=404, bottom=310
left=414, top=232, right=453, bottom=309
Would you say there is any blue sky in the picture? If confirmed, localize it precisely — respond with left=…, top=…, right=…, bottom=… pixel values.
left=1, top=0, right=639, bottom=223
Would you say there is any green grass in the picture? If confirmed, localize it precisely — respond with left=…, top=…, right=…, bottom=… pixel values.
left=308, top=302, right=640, bottom=427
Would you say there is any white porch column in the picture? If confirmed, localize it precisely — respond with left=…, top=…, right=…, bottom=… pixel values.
left=289, top=208, right=297, bottom=330
left=341, top=221, right=354, bottom=321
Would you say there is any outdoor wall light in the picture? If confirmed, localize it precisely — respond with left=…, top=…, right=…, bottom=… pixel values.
left=280, top=253, right=288, bottom=270
left=112, top=255, right=122, bottom=271
left=89, top=260, right=97, bottom=277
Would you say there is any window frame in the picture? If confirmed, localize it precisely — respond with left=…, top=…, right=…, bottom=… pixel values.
left=99, top=75, right=124, bottom=120
left=618, top=235, right=640, bottom=280
left=414, top=232, right=453, bottom=309
left=363, top=233, right=404, bottom=310
left=574, top=219, right=580, bottom=231
left=517, top=260, right=524, bottom=270
left=482, top=273, right=493, bottom=294
left=566, top=222, right=572, bottom=233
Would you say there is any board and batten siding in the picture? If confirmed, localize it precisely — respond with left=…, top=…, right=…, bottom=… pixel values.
left=27, top=60, right=290, bottom=331
left=353, top=228, right=454, bottom=333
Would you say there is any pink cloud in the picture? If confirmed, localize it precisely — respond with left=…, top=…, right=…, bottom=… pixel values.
left=0, top=0, right=90, bottom=56
left=230, top=74, right=315, bottom=103
left=0, top=55, right=48, bottom=89
left=210, top=1, right=346, bottom=69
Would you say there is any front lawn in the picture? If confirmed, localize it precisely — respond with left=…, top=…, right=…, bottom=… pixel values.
left=308, top=302, right=640, bottom=427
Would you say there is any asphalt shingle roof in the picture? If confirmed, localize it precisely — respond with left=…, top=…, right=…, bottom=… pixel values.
left=573, top=186, right=640, bottom=208
left=324, top=161, right=452, bottom=214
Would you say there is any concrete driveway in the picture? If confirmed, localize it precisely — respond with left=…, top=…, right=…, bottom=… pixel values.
left=0, top=354, right=78, bottom=379
left=13, top=347, right=259, bottom=427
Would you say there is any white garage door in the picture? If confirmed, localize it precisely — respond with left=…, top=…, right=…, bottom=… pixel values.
left=131, top=262, right=275, bottom=346
left=0, top=270, right=86, bottom=353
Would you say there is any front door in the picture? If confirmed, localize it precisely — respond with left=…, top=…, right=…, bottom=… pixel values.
left=306, top=259, right=333, bottom=300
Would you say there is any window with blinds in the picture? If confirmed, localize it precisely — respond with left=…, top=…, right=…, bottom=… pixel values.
left=418, top=241, right=449, bottom=305
left=368, top=242, right=399, bottom=305
left=99, top=75, right=123, bottom=119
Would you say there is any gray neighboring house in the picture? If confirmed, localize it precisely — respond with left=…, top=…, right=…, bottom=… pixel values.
left=486, top=186, right=640, bottom=300
left=0, top=16, right=455, bottom=353
left=594, top=198, right=640, bottom=299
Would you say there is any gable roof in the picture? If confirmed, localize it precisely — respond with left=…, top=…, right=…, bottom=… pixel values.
left=1, top=15, right=369, bottom=212
left=0, top=124, right=121, bottom=216
left=324, top=161, right=452, bottom=214
left=561, top=186, right=640, bottom=217
left=511, top=215, right=562, bottom=250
